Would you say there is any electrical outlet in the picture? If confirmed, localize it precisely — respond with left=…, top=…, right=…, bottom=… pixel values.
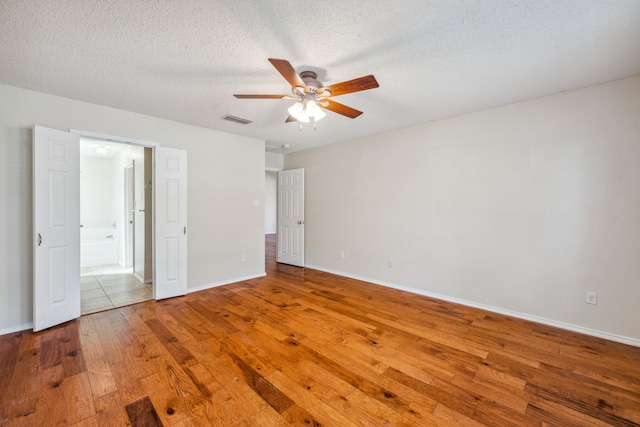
left=388, top=259, right=394, bottom=269
left=340, top=251, right=345, bottom=259
left=586, top=291, right=597, bottom=305
left=240, top=254, right=246, bottom=262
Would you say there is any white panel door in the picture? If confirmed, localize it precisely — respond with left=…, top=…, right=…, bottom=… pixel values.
left=277, top=168, right=304, bottom=266
left=33, top=125, right=80, bottom=331
left=154, top=147, right=187, bottom=299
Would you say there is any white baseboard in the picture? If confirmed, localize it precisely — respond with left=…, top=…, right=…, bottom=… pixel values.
left=187, top=272, right=267, bottom=294
left=305, top=264, right=640, bottom=348
left=0, top=322, right=33, bottom=336
left=6, top=268, right=636, bottom=348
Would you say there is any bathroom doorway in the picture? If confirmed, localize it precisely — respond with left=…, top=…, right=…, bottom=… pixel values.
left=79, top=139, right=153, bottom=315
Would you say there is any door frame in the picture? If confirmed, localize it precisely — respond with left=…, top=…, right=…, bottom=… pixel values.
left=73, top=130, right=167, bottom=302
left=73, top=130, right=188, bottom=301
left=73, top=130, right=159, bottom=285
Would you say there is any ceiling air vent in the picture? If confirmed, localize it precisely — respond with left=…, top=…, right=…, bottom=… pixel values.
left=223, top=114, right=252, bottom=125
left=265, top=145, right=279, bottom=152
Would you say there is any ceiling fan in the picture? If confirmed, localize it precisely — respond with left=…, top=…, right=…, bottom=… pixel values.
left=234, top=58, right=379, bottom=129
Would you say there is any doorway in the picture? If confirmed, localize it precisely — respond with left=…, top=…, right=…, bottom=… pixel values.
left=265, top=170, right=277, bottom=235
left=79, top=139, right=152, bottom=315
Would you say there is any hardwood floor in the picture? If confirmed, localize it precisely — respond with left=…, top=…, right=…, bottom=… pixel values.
left=1, top=234, right=639, bottom=426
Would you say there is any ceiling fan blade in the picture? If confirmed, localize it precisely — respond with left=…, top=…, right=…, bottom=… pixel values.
left=268, top=58, right=307, bottom=89
left=285, top=115, right=297, bottom=123
left=322, top=75, right=379, bottom=97
left=321, top=99, right=363, bottom=119
left=234, top=94, right=289, bottom=99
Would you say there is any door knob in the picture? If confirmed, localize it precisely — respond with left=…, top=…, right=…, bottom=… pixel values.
left=297, top=221, right=304, bottom=225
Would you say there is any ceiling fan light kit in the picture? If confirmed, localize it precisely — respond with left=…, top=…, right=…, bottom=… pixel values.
left=234, top=58, right=379, bottom=131
left=288, top=98, right=327, bottom=130
left=287, top=101, right=309, bottom=122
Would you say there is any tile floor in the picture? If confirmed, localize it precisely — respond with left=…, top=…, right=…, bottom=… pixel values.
left=81, top=264, right=153, bottom=315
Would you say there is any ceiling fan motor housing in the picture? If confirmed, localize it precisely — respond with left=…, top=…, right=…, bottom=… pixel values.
left=295, top=71, right=330, bottom=97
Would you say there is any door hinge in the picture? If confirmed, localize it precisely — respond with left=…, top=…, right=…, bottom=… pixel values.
left=38, top=233, right=42, bottom=246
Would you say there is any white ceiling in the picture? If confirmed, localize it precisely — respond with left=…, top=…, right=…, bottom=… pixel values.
left=1, top=1, right=639, bottom=154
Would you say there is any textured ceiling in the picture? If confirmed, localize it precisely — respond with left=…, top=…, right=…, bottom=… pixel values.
left=1, top=1, right=639, bottom=153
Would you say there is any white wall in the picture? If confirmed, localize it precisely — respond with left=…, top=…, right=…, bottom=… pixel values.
left=266, top=152, right=283, bottom=170
left=285, top=75, right=640, bottom=344
left=80, top=156, right=113, bottom=228
left=265, top=170, right=277, bottom=234
left=0, top=83, right=265, bottom=333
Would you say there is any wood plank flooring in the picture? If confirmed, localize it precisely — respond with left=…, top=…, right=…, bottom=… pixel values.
left=1, top=234, right=639, bottom=426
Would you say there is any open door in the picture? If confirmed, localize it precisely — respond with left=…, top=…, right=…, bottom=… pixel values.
left=154, top=147, right=188, bottom=299
left=33, top=125, right=81, bottom=331
left=277, top=168, right=304, bottom=266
